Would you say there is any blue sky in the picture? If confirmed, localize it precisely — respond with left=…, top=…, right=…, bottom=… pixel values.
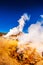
left=0, top=0, right=43, bottom=33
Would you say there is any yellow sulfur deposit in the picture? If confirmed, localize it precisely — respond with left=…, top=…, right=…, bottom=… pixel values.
left=0, top=37, right=43, bottom=65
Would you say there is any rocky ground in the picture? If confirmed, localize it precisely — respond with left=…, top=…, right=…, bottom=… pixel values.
left=0, top=37, right=43, bottom=65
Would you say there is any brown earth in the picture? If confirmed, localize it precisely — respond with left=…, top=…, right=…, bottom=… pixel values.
left=0, top=32, right=6, bottom=36
left=0, top=37, right=43, bottom=65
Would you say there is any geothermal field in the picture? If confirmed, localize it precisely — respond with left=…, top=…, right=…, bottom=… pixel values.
left=0, top=14, right=43, bottom=65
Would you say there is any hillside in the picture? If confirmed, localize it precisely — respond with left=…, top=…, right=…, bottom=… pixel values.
left=0, top=32, right=6, bottom=36
left=0, top=37, right=43, bottom=65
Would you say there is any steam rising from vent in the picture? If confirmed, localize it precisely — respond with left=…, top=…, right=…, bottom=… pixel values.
left=4, top=13, right=29, bottom=37
left=28, top=22, right=43, bottom=43
left=3, top=13, right=43, bottom=55
left=28, top=22, right=43, bottom=53
left=17, top=22, right=43, bottom=54
left=18, top=13, right=29, bottom=32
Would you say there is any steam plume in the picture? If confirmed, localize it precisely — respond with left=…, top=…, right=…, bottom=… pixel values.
left=18, top=21, right=43, bottom=54
left=40, top=15, right=43, bottom=18
left=3, top=13, right=43, bottom=55
left=28, top=22, right=43, bottom=53
left=4, top=13, right=29, bottom=37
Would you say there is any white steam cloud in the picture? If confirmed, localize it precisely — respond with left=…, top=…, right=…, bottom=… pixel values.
left=28, top=22, right=43, bottom=42
left=28, top=22, right=43, bottom=54
left=3, top=13, right=43, bottom=55
left=17, top=22, right=43, bottom=54
left=40, top=15, right=43, bottom=18
left=4, top=13, right=30, bottom=37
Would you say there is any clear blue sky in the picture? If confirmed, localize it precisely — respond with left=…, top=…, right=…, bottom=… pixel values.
left=0, top=0, right=43, bottom=33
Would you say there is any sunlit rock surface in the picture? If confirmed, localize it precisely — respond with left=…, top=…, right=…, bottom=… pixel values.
left=0, top=37, right=43, bottom=65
